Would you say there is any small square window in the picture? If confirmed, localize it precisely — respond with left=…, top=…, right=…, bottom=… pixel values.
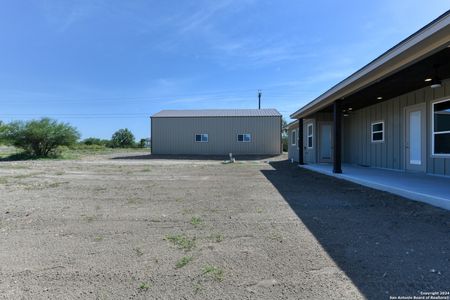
left=434, top=133, right=450, bottom=154
left=371, top=121, right=384, bottom=142
left=238, top=133, right=251, bottom=142
left=433, top=99, right=450, bottom=155
left=434, top=100, right=450, bottom=132
left=372, top=132, right=383, bottom=141
left=195, top=134, right=208, bottom=142
left=307, top=124, right=313, bottom=136
left=372, top=123, right=383, bottom=132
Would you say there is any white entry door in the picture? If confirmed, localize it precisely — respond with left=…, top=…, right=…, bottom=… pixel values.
left=405, top=104, right=426, bottom=172
left=318, top=122, right=333, bottom=163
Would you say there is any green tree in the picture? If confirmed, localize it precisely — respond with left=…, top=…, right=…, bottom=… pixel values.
left=0, top=118, right=80, bottom=157
left=138, top=138, right=147, bottom=148
left=82, top=137, right=110, bottom=146
left=0, top=121, right=5, bottom=144
left=111, top=128, right=135, bottom=148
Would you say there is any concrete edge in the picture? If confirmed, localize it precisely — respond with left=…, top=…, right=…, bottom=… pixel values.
left=299, top=164, right=450, bottom=211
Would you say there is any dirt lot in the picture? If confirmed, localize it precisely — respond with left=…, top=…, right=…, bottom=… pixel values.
left=0, top=152, right=449, bottom=299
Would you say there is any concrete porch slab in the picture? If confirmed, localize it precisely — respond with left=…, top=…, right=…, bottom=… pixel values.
left=300, top=163, right=450, bottom=210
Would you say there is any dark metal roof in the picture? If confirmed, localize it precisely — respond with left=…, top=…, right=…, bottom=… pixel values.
left=152, top=109, right=281, bottom=118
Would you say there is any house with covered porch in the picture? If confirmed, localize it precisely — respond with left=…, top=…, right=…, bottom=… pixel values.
left=288, top=11, right=450, bottom=209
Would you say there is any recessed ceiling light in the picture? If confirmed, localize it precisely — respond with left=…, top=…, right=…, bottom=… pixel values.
left=348, top=107, right=353, bottom=111
left=377, top=96, right=383, bottom=100
left=431, top=78, right=442, bottom=89
left=429, top=65, right=442, bottom=88
left=424, top=78, right=432, bottom=82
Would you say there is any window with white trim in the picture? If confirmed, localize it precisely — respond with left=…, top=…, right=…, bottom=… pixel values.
left=195, top=134, right=208, bottom=142
left=291, top=130, right=296, bottom=146
left=371, top=121, right=384, bottom=142
left=433, top=99, right=450, bottom=155
left=307, top=123, right=313, bottom=148
left=237, top=133, right=251, bottom=142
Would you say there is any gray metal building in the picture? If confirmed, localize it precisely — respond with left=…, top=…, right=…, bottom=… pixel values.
left=151, top=109, right=282, bottom=155
left=288, top=11, right=450, bottom=176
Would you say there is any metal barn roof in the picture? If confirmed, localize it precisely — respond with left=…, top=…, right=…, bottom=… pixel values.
left=152, top=109, right=281, bottom=118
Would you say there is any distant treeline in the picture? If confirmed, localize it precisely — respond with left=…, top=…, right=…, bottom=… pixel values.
left=81, top=129, right=150, bottom=149
left=0, top=118, right=149, bottom=158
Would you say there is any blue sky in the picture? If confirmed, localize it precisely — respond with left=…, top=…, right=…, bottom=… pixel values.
left=0, top=1, right=448, bottom=139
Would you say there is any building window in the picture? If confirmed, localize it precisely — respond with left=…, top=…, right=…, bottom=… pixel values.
left=433, top=99, right=450, bottom=155
left=291, top=130, right=296, bottom=146
left=195, top=134, right=208, bottom=142
left=307, top=124, right=313, bottom=148
left=237, top=133, right=252, bottom=142
left=371, top=121, right=384, bottom=142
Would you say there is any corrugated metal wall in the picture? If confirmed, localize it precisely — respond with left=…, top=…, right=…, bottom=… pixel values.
left=152, top=116, right=281, bottom=155
left=343, top=78, right=450, bottom=176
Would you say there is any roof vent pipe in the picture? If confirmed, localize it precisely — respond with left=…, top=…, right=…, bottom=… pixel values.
left=258, top=90, right=262, bottom=109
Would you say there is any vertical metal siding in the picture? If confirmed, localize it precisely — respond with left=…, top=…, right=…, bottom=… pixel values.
left=311, top=113, right=333, bottom=164
left=152, top=116, right=281, bottom=155
left=342, top=78, right=450, bottom=176
left=303, top=119, right=316, bottom=163
left=287, top=119, right=315, bottom=163
left=287, top=124, right=299, bottom=162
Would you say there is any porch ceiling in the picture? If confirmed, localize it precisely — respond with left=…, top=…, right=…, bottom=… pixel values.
left=320, top=47, right=450, bottom=113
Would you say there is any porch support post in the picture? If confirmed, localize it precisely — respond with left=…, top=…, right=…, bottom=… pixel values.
left=333, top=101, right=342, bottom=173
left=298, top=118, right=304, bottom=165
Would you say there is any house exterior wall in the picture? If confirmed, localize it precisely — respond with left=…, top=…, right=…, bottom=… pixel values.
left=343, top=78, right=450, bottom=176
left=308, top=113, right=334, bottom=164
left=287, top=115, right=333, bottom=163
left=302, top=119, right=316, bottom=164
left=287, top=123, right=299, bottom=162
left=151, top=116, right=282, bottom=155
left=292, top=79, right=450, bottom=176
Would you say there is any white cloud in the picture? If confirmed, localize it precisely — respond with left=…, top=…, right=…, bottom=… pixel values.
left=211, top=37, right=317, bottom=68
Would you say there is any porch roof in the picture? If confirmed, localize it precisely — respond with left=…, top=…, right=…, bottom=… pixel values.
left=283, top=120, right=298, bottom=130
left=291, top=10, right=450, bottom=119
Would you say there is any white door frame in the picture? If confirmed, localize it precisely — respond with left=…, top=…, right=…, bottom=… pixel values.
left=404, top=103, right=427, bottom=172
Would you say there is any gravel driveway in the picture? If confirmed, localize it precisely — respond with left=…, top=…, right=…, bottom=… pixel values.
left=0, top=153, right=449, bottom=299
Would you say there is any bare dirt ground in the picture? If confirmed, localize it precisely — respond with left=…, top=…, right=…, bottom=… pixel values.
left=0, top=152, right=449, bottom=299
